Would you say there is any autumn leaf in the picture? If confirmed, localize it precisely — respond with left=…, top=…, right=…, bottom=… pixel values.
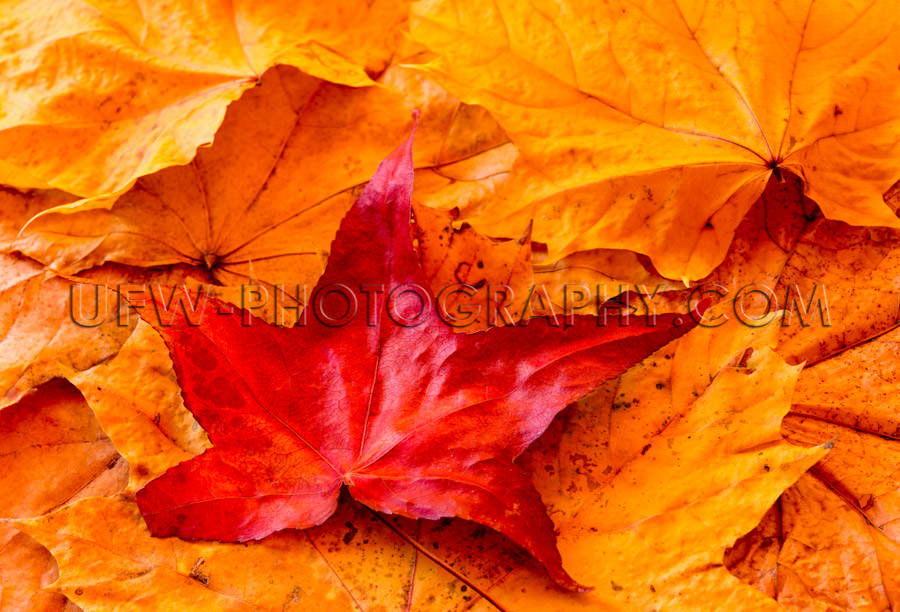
left=411, top=200, right=677, bottom=330
left=12, top=64, right=514, bottom=298
left=410, top=0, right=900, bottom=280
left=626, top=170, right=900, bottom=609
left=628, top=174, right=900, bottom=365
left=0, top=527, right=79, bottom=612
left=63, top=321, right=211, bottom=492
left=0, top=380, right=127, bottom=612
left=0, top=251, right=213, bottom=407
left=16, top=496, right=372, bottom=611
left=0, top=254, right=131, bottom=406
left=412, top=200, right=534, bottom=331
left=4, top=3, right=900, bottom=610
left=688, top=176, right=900, bottom=366
left=770, top=189, right=900, bottom=365
left=35, top=262, right=532, bottom=609
left=2, top=269, right=446, bottom=610
left=727, top=325, right=900, bottom=609
left=672, top=171, right=900, bottom=607
left=126, top=126, right=699, bottom=591
left=0, top=380, right=127, bottom=518
left=0, top=0, right=407, bottom=199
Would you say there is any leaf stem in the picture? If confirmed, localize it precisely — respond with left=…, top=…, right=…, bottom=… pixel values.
left=367, top=510, right=508, bottom=612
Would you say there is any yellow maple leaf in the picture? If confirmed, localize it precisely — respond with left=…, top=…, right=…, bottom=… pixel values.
left=0, top=0, right=407, bottom=199
left=410, top=0, right=900, bottom=281
left=12, top=65, right=516, bottom=298
left=729, top=327, right=900, bottom=609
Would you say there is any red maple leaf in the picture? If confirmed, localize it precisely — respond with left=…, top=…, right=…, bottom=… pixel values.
left=133, top=123, right=698, bottom=590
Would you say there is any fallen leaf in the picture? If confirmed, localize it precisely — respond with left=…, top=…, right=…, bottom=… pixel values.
left=64, top=320, right=211, bottom=492
left=34, top=244, right=539, bottom=610
left=0, top=186, right=224, bottom=405
left=531, top=246, right=681, bottom=318
left=647, top=174, right=900, bottom=366
left=38, top=301, right=441, bottom=610
left=0, top=526, right=80, bottom=612
left=0, top=254, right=209, bottom=407
left=727, top=325, right=900, bottom=610
left=13, top=64, right=515, bottom=300
left=0, top=379, right=127, bottom=518
left=410, top=0, right=900, bottom=280
left=412, top=201, right=534, bottom=331
left=0, top=255, right=129, bottom=407
left=16, top=497, right=368, bottom=611
left=0, top=0, right=407, bottom=198
left=771, top=197, right=900, bottom=365
left=412, top=200, right=678, bottom=331
left=0, top=187, right=76, bottom=250
left=130, top=126, right=697, bottom=590
left=0, top=379, right=127, bottom=612
left=701, top=170, right=900, bottom=609
left=627, top=176, right=900, bottom=609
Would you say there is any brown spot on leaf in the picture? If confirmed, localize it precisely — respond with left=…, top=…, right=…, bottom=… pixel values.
left=342, top=521, right=358, bottom=545
left=190, top=558, right=209, bottom=585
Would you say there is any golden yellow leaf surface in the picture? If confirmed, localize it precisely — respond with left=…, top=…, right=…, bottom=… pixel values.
left=410, top=0, right=900, bottom=280
left=412, top=199, right=680, bottom=329
left=17, top=497, right=364, bottom=611
left=0, top=256, right=129, bottom=407
left=63, top=321, right=210, bottom=492
left=0, top=525, right=82, bottom=612
left=650, top=175, right=900, bottom=365
left=769, top=192, right=900, bottom=365
left=666, top=173, right=900, bottom=607
left=727, top=327, right=900, bottom=610
left=0, top=380, right=126, bottom=519
left=0, top=0, right=406, bottom=199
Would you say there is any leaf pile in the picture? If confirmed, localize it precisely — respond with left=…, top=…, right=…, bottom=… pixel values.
left=1, top=1, right=900, bottom=611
